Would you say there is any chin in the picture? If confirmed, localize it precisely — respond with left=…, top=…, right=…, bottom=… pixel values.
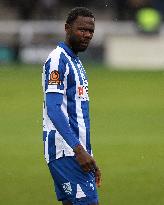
left=78, top=46, right=88, bottom=52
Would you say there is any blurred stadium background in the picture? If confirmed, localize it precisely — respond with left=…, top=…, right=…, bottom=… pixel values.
left=0, top=1, right=164, bottom=205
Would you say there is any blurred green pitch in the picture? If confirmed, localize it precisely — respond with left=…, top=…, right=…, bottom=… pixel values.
left=0, top=64, right=164, bottom=205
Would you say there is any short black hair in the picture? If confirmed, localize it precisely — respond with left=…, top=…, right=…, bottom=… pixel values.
left=66, top=7, right=95, bottom=25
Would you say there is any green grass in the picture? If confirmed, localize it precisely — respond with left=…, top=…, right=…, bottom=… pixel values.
left=0, top=63, right=164, bottom=205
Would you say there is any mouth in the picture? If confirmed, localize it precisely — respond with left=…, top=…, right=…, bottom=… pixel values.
left=80, top=41, right=90, bottom=47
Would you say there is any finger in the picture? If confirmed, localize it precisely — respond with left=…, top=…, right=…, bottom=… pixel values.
left=90, top=161, right=98, bottom=173
left=95, top=168, right=101, bottom=187
left=83, top=160, right=97, bottom=173
left=81, top=163, right=91, bottom=173
left=89, top=161, right=101, bottom=187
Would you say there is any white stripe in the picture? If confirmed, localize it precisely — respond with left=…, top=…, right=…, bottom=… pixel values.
left=55, top=131, right=65, bottom=159
left=61, top=63, right=69, bottom=119
left=44, top=131, right=50, bottom=163
left=76, top=184, right=86, bottom=198
left=46, top=88, right=64, bottom=94
left=49, top=47, right=61, bottom=72
left=47, top=47, right=62, bottom=92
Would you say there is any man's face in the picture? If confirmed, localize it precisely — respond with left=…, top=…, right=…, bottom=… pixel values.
left=66, top=16, right=95, bottom=53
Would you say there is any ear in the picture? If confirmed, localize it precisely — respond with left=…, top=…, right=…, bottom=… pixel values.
left=65, top=23, right=71, bottom=32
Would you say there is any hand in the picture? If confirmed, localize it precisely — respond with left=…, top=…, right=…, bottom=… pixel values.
left=94, top=166, right=101, bottom=187
left=74, top=144, right=101, bottom=187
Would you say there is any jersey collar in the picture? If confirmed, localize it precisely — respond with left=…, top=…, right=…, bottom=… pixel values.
left=58, top=42, right=79, bottom=59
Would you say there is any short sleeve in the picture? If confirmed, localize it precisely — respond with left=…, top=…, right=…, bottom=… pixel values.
left=44, top=53, right=67, bottom=94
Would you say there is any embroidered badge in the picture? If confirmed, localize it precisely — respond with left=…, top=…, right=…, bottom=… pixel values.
left=48, top=70, right=61, bottom=85
left=62, top=182, right=72, bottom=195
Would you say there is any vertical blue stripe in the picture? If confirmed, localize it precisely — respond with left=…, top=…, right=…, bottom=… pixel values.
left=48, top=130, right=56, bottom=160
left=45, top=58, right=51, bottom=91
left=43, top=131, right=47, bottom=156
left=43, top=131, right=47, bottom=141
left=57, top=53, right=67, bottom=90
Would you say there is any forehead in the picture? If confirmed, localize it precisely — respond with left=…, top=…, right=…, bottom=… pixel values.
left=72, top=16, right=95, bottom=28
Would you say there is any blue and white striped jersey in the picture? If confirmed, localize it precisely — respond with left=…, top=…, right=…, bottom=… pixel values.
left=42, top=42, right=92, bottom=163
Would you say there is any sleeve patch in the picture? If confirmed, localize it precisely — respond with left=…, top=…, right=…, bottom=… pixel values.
left=48, top=70, right=61, bottom=85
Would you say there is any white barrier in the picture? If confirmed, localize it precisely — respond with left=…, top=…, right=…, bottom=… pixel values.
left=105, top=35, right=164, bottom=69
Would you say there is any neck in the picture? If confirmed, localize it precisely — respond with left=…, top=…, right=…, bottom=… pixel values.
left=64, top=39, right=78, bottom=55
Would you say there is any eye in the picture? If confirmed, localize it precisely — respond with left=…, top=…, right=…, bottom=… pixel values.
left=89, top=30, right=94, bottom=34
left=79, top=28, right=85, bottom=32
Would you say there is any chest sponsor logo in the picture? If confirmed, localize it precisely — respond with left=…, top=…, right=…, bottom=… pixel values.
left=78, top=86, right=84, bottom=96
left=78, top=86, right=89, bottom=100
